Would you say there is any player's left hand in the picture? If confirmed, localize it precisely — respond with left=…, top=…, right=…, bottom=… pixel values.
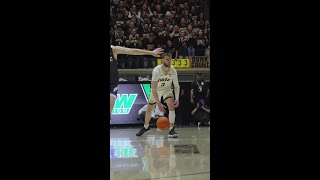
left=174, top=100, right=179, bottom=108
left=151, top=48, right=164, bottom=57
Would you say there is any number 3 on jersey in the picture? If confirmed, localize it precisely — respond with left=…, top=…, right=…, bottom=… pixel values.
left=160, top=82, right=165, bottom=87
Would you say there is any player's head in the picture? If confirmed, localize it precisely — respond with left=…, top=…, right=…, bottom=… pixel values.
left=196, top=71, right=202, bottom=80
left=161, top=53, right=172, bottom=67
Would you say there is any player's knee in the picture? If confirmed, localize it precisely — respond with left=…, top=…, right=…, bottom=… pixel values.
left=146, top=105, right=154, bottom=113
left=166, top=101, right=174, bottom=110
left=168, top=105, right=174, bottom=111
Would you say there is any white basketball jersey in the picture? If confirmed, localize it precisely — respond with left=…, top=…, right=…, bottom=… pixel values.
left=151, top=65, right=177, bottom=91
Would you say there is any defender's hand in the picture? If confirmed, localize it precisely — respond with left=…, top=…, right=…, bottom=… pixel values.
left=151, top=48, right=164, bottom=57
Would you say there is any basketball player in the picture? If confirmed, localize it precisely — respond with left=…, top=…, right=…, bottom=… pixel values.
left=136, top=53, right=180, bottom=138
left=110, top=45, right=164, bottom=118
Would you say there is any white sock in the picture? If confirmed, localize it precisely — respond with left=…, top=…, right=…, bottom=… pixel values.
left=144, top=124, right=149, bottom=129
left=169, top=111, right=175, bottom=130
left=169, top=111, right=175, bottom=124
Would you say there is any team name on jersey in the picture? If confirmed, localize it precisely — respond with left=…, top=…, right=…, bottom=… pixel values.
left=158, top=77, right=172, bottom=82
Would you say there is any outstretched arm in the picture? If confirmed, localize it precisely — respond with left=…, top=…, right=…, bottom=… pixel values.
left=111, top=45, right=163, bottom=58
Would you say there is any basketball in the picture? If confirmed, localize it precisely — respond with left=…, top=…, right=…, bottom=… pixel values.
left=156, top=117, right=170, bottom=130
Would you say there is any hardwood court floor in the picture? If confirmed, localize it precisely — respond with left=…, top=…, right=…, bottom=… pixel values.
left=110, top=127, right=211, bottom=180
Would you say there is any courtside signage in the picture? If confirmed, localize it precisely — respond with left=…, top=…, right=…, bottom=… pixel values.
left=112, top=94, right=138, bottom=114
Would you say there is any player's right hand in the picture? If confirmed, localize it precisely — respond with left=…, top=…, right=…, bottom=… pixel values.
left=151, top=48, right=164, bottom=57
left=157, top=102, right=167, bottom=113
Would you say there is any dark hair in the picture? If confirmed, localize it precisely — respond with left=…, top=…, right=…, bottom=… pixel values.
left=161, top=53, right=172, bottom=59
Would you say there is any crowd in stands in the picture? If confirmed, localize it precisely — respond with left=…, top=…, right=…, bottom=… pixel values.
left=110, top=0, right=211, bottom=68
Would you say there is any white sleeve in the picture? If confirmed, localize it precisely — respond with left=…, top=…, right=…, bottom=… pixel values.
left=151, top=67, right=160, bottom=82
left=138, top=105, right=147, bottom=115
left=172, top=69, right=180, bottom=100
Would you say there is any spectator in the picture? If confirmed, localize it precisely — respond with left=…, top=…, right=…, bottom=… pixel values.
left=168, top=25, right=180, bottom=46
left=139, top=3, right=153, bottom=18
left=116, top=0, right=127, bottom=13
left=155, top=4, right=164, bottom=17
left=192, top=19, right=199, bottom=29
left=164, top=40, right=178, bottom=59
left=179, top=17, right=188, bottom=30
left=190, top=72, right=209, bottom=105
left=182, top=10, right=192, bottom=24
left=198, top=19, right=205, bottom=29
left=191, top=99, right=210, bottom=128
left=203, top=28, right=210, bottom=56
left=140, top=22, right=152, bottom=42
left=174, top=13, right=181, bottom=25
left=130, top=16, right=142, bottom=31
left=190, top=5, right=198, bottom=19
left=111, top=24, right=127, bottom=68
left=177, top=30, right=189, bottom=58
left=150, top=16, right=159, bottom=31
left=128, top=4, right=140, bottom=18
left=194, top=29, right=208, bottom=56
left=186, top=24, right=196, bottom=56
left=126, top=29, right=142, bottom=68
left=125, top=20, right=137, bottom=36
left=154, top=19, right=168, bottom=48
left=140, top=11, right=150, bottom=23
left=165, top=12, right=175, bottom=31
left=167, top=1, right=176, bottom=12
left=204, top=19, right=210, bottom=30
left=110, top=0, right=211, bottom=69
left=114, top=11, right=126, bottom=27
left=142, top=33, right=157, bottom=68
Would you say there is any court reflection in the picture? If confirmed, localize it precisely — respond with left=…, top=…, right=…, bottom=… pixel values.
left=110, top=128, right=210, bottom=180
left=139, top=135, right=180, bottom=179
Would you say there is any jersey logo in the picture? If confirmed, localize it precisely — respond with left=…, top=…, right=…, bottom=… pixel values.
left=158, top=77, right=171, bottom=82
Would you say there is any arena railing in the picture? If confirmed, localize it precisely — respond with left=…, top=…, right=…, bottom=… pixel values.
left=118, top=56, right=211, bottom=82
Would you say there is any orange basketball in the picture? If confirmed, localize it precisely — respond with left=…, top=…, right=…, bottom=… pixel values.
left=156, top=117, right=170, bottom=130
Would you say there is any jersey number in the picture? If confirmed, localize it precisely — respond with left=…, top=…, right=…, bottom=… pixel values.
left=161, top=83, right=165, bottom=87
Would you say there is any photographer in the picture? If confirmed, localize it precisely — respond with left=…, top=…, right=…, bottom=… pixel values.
left=191, top=99, right=210, bottom=128
left=190, top=72, right=209, bottom=105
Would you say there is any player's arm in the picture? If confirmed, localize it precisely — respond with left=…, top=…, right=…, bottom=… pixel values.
left=111, top=45, right=163, bottom=57
left=172, top=69, right=180, bottom=101
left=190, top=88, right=194, bottom=104
left=202, top=107, right=210, bottom=113
left=191, top=104, right=199, bottom=116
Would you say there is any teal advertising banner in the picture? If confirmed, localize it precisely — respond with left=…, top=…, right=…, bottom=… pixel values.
left=110, top=83, right=151, bottom=124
